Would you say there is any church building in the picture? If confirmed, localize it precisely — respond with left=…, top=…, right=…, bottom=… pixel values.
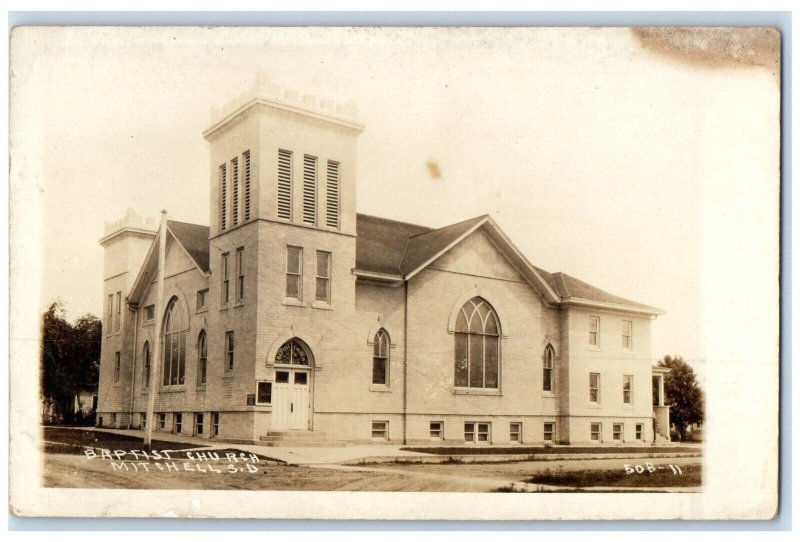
left=97, top=80, right=670, bottom=446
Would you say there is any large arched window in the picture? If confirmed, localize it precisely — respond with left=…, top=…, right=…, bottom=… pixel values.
left=543, top=344, right=555, bottom=392
left=162, top=297, right=187, bottom=386
left=275, top=339, right=311, bottom=365
left=454, top=297, right=500, bottom=389
left=372, top=329, right=390, bottom=385
left=142, top=341, right=151, bottom=388
left=197, top=330, right=207, bottom=386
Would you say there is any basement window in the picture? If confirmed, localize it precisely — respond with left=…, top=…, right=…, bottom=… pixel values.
left=371, top=421, right=388, bottom=441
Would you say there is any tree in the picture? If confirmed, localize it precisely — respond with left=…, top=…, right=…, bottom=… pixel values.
left=41, top=301, right=102, bottom=424
left=657, top=355, right=704, bottom=441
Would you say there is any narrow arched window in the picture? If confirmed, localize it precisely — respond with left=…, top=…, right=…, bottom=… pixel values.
left=543, top=345, right=555, bottom=392
left=142, top=341, right=151, bottom=388
left=162, top=297, right=187, bottom=386
left=372, top=329, right=390, bottom=385
left=454, top=297, right=500, bottom=389
left=197, top=330, right=207, bottom=386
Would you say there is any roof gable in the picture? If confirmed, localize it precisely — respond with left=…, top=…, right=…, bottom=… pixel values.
left=127, top=220, right=210, bottom=304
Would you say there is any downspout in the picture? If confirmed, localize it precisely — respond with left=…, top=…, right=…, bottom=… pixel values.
left=402, top=280, right=409, bottom=445
left=127, top=303, right=138, bottom=429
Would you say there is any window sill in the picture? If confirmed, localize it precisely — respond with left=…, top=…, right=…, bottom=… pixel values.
left=196, top=385, right=207, bottom=391
left=623, top=404, right=634, bottom=409
left=369, top=384, right=391, bottom=393
left=159, top=386, right=186, bottom=393
left=541, top=391, right=556, bottom=398
left=282, top=297, right=307, bottom=308
left=196, top=308, right=208, bottom=314
left=311, top=300, right=333, bottom=310
left=222, top=373, right=234, bottom=379
left=232, top=300, right=245, bottom=308
left=142, top=321, right=154, bottom=327
left=587, top=345, right=602, bottom=352
left=588, top=402, right=601, bottom=409
left=219, top=304, right=230, bottom=311
left=453, top=388, right=502, bottom=396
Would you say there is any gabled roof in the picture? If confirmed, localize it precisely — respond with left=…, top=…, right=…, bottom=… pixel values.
left=167, top=220, right=210, bottom=273
left=127, top=220, right=209, bottom=305
left=354, top=213, right=663, bottom=315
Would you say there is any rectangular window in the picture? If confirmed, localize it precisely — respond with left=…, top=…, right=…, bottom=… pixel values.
left=140, top=412, right=146, bottom=430
left=613, top=423, right=623, bottom=441
left=622, top=320, right=632, bottom=350
left=623, top=375, right=633, bottom=405
left=113, top=352, right=121, bottom=382
left=286, top=246, right=303, bottom=299
left=326, top=160, right=340, bottom=228
left=430, top=421, right=443, bottom=440
left=225, top=331, right=235, bottom=372
left=106, top=294, right=113, bottom=335
left=143, top=304, right=155, bottom=322
left=315, top=251, right=331, bottom=303
left=510, top=422, right=522, bottom=443
left=114, top=292, right=122, bottom=333
left=174, top=413, right=183, bottom=434
left=221, top=252, right=230, bottom=305
left=256, top=381, right=273, bottom=405
left=219, top=163, right=227, bottom=231
left=590, top=422, right=602, bottom=442
left=543, top=422, right=555, bottom=442
left=196, top=289, right=208, bottom=311
left=243, top=150, right=252, bottom=221
left=158, top=413, right=166, bottom=430
left=371, top=421, right=388, bottom=441
left=211, top=412, right=220, bottom=437
left=236, top=247, right=245, bottom=301
left=277, top=149, right=292, bottom=220
left=635, top=423, right=644, bottom=441
left=589, top=372, right=600, bottom=403
left=195, top=413, right=204, bottom=436
left=275, top=371, right=289, bottom=383
left=465, top=422, right=491, bottom=443
left=302, top=154, right=317, bottom=225
left=231, top=156, right=239, bottom=226
left=589, top=316, right=600, bottom=346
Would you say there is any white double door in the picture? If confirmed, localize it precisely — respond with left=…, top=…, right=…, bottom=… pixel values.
left=272, top=368, right=311, bottom=430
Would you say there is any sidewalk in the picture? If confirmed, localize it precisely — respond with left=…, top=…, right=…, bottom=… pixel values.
left=66, top=427, right=701, bottom=467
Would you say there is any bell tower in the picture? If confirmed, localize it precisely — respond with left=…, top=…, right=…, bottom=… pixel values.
left=203, top=74, right=364, bottom=239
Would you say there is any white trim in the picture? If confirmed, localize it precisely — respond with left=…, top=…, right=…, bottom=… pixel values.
left=203, top=97, right=364, bottom=139
left=563, top=297, right=664, bottom=316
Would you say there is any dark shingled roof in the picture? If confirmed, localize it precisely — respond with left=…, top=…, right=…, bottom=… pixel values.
left=355, top=213, right=659, bottom=312
left=355, top=214, right=431, bottom=275
left=168, top=220, right=210, bottom=273
left=400, top=215, right=488, bottom=276
left=155, top=214, right=658, bottom=313
left=534, top=266, right=658, bottom=311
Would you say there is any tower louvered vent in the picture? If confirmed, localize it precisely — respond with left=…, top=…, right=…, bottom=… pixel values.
left=243, top=150, right=251, bottom=221
left=326, top=160, right=340, bottom=229
left=231, top=156, right=239, bottom=226
left=277, top=149, right=292, bottom=220
left=219, top=163, right=227, bottom=231
left=302, top=155, right=317, bottom=225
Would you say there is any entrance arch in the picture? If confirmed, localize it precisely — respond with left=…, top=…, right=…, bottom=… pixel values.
left=271, top=338, right=314, bottom=430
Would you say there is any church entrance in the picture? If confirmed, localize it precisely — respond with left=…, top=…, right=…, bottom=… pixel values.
left=271, top=339, right=313, bottom=431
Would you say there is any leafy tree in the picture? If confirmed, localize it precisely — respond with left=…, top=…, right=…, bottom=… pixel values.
left=657, top=355, right=704, bottom=441
left=41, top=301, right=102, bottom=424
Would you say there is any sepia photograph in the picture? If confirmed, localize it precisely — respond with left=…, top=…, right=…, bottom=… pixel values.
left=9, top=24, right=780, bottom=520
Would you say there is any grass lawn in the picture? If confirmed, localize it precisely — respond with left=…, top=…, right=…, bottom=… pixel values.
left=42, top=426, right=205, bottom=455
left=402, top=445, right=700, bottom=455
left=510, top=464, right=702, bottom=489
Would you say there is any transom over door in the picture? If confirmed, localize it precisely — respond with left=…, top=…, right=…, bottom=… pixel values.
left=272, top=369, right=310, bottom=430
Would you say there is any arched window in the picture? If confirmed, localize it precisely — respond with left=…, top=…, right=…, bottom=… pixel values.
left=162, top=297, right=187, bottom=386
left=197, top=330, right=207, bottom=386
left=543, top=344, right=555, bottom=392
left=372, top=329, right=390, bottom=385
left=454, top=297, right=500, bottom=389
left=142, top=341, right=151, bottom=388
left=275, top=339, right=311, bottom=365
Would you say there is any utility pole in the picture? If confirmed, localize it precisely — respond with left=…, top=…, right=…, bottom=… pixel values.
left=144, top=210, right=168, bottom=449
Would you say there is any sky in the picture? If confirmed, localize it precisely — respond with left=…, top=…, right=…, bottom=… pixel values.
left=11, top=27, right=780, bottom=381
